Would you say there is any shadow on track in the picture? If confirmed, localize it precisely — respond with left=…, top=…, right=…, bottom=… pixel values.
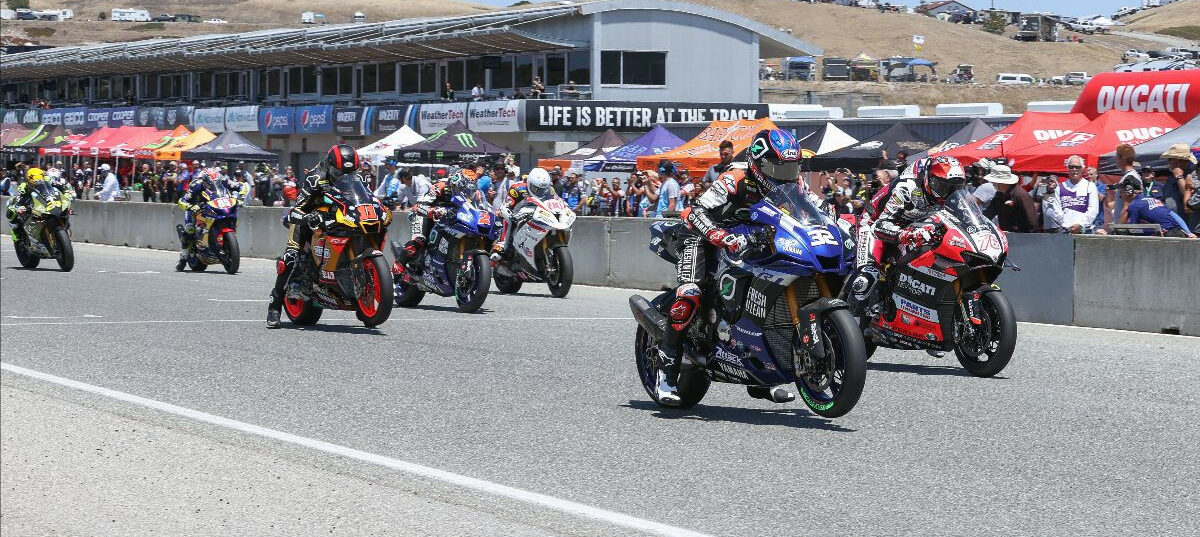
left=6, top=266, right=63, bottom=272
left=397, top=303, right=493, bottom=314
left=867, top=361, right=973, bottom=377
left=622, top=400, right=854, bottom=432
left=281, top=323, right=386, bottom=335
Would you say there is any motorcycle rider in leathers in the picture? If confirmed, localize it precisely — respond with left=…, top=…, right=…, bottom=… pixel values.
left=175, top=167, right=247, bottom=271
left=655, top=128, right=809, bottom=405
left=392, top=169, right=479, bottom=280
left=266, top=144, right=361, bottom=328
left=490, top=167, right=554, bottom=262
left=7, top=167, right=73, bottom=245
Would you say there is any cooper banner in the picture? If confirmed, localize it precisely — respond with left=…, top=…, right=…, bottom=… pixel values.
left=85, top=108, right=111, bottom=129
left=333, top=106, right=373, bottom=137
left=374, top=105, right=416, bottom=133
left=107, top=106, right=139, bottom=128
left=295, top=105, right=334, bottom=134
left=166, top=105, right=194, bottom=129
left=417, top=102, right=468, bottom=134
left=524, top=100, right=769, bottom=132
left=224, top=105, right=260, bottom=132
left=193, top=107, right=227, bottom=132
left=467, top=100, right=523, bottom=133
left=1072, top=70, right=1200, bottom=122
left=258, top=107, right=295, bottom=135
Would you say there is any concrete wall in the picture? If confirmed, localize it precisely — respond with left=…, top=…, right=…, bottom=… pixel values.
left=7, top=200, right=1197, bottom=335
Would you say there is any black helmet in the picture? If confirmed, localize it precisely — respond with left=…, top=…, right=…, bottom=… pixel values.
left=1120, top=175, right=1144, bottom=196
left=326, top=144, right=360, bottom=175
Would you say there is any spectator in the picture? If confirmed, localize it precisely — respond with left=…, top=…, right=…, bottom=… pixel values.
left=981, top=165, right=1038, bottom=232
left=373, top=160, right=400, bottom=201
left=1160, top=143, right=1198, bottom=231
left=704, top=140, right=736, bottom=184
left=490, top=167, right=519, bottom=212
left=1119, top=176, right=1195, bottom=238
left=626, top=172, right=646, bottom=216
left=550, top=165, right=565, bottom=194
left=590, top=178, right=613, bottom=215
left=562, top=173, right=584, bottom=212
left=1111, top=145, right=1141, bottom=225
left=358, top=163, right=376, bottom=189
left=1043, top=155, right=1098, bottom=234
left=894, top=150, right=909, bottom=173
left=512, top=87, right=526, bottom=100
left=137, top=163, right=158, bottom=202
left=562, top=80, right=581, bottom=99
left=1084, top=166, right=1113, bottom=234
left=282, top=167, right=299, bottom=206
left=656, top=165, right=681, bottom=217
left=609, top=177, right=625, bottom=216
left=530, top=76, right=545, bottom=99
left=481, top=162, right=506, bottom=204
left=98, top=164, right=120, bottom=201
left=641, top=171, right=661, bottom=217
left=412, top=172, right=433, bottom=203
left=471, top=82, right=484, bottom=101
left=161, top=162, right=178, bottom=204
left=442, top=82, right=456, bottom=101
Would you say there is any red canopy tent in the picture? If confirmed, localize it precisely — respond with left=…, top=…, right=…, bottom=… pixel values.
left=1007, top=110, right=1182, bottom=173
left=130, top=126, right=190, bottom=159
left=43, top=126, right=119, bottom=157
left=941, top=112, right=1090, bottom=166
left=103, top=127, right=173, bottom=158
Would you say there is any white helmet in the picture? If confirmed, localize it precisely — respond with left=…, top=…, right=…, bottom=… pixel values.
left=527, top=168, right=553, bottom=198
left=100, top=163, right=111, bottom=171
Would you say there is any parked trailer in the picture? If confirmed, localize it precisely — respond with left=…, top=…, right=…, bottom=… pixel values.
left=111, top=8, right=151, bottom=22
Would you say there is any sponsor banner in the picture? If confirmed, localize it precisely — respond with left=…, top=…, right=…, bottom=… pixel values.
left=374, top=105, right=411, bottom=133
left=16, top=108, right=42, bottom=127
left=525, top=100, right=769, bottom=132
left=166, top=105, right=194, bottom=129
left=40, top=108, right=66, bottom=126
left=467, top=100, right=523, bottom=133
left=417, top=102, right=468, bottom=134
left=224, top=105, right=260, bottom=132
left=0, top=109, right=11, bottom=125
left=85, top=108, right=112, bottom=129
left=193, top=107, right=227, bottom=132
left=1072, top=71, right=1200, bottom=121
left=333, top=106, right=373, bottom=137
left=295, top=105, right=334, bottom=134
left=107, top=106, right=139, bottom=128
left=136, top=106, right=167, bottom=129
left=60, top=107, right=89, bottom=130
left=258, top=106, right=295, bottom=135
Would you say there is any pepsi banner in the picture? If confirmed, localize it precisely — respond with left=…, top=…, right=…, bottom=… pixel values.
left=258, top=107, right=295, bottom=135
left=334, top=106, right=373, bottom=137
left=1072, top=70, right=1200, bottom=122
left=374, top=105, right=416, bottom=133
left=107, top=106, right=139, bottom=128
left=166, top=105, right=194, bottom=129
left=295, top=105, right=334, bottom=134
left=85, top=108, right=111, bottom=129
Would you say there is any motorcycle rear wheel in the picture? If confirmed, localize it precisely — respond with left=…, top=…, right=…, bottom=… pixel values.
left=393, top=265, right=425, bottom=307
left=494, top=270, right=523, bottom=294
left=634, top=325, right=709, bottom=409
left=220, top=232, right=240, bottom=275
left=455, top=253, right=491, bottom=313
left=954, top=291, right=1017, bottom=377
left=54, top=229, right=74, bottom=272
left=354, top=256, right=394, bottom=327
left=796, top=309, right=867, bottom=418
left=14, top=240, right=40, bottom=269
left=546, top=246, right=573, bottom=298
left=188, top=256, right=208, bottom=272
left=284, top=295, right=323, bottom=326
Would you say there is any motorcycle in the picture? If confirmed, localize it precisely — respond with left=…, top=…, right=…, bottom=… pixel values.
left=283, top=174, right=395, bottom=328
left=492, top=195, right=576, bottom=298
left=842, top=189, right=1017, bottom=377
left=629, top=182, right=867, bottom=418
left=393, top=186, right=499, bottom=313
left=176, top=180, right=242, bottom=274
left=12, top=181, right=75, bottom=272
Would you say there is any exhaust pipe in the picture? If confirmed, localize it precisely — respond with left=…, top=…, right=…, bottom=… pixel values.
left=628, top=295, right=667, bottom=342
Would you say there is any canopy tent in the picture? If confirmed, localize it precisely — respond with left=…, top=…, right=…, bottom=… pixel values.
left=2, top=124, right=49, bottom=154
left=181, top=129, right=278, bottom=162
left=796, top=122, right=858, bottom=157
left=358, top=126, right=426, bottom=165
left=582, top=125, right=685, bottom=173
left=808, top=122, right=932, bottom=172
left=43, top=126, right=116, bottom=157
left=396, top=121, right=509, bottom=164
left=130, top=126, right=190, bottom=159
left=1008, top=110, right=1182, bottom=173
left=10, top=125, right=79, bottom=156
left=40, top=126, right=166, bottom=158
left=155, top=127, right=216, bottom=161
left=637, top=118, right=778, bottom=173
left=942, top=112, right=1091, bottom=166
left=1098, top=114, right=1200, bottom=174
left=1, top=125, right=34, bottom=147
left=537, top=129, right=627, bottom=171
left=909, top=118, right=998, bottom=162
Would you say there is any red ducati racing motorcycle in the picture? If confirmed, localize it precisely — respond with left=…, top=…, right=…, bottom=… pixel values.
left=842, top=189, right=1017, bottom=377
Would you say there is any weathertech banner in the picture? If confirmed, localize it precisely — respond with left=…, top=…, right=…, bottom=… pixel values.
left=374, top=105, right=416, bottom=133
left=467, top=100, right=523, bottom=132
left=224, top=105, right=260, bottom=132
left=417, top=102, right=468, bottom=134
left=525, top=100, right=769, bottom=132
left=1072, top=70, right=1200, bottom=122
left=193, top=107, right=227, bottom=133
left=334, top=106, right=373, bottom=137
left=258, top=107, right=295, bottom=135
left=295, top=105, right=334, bottom=134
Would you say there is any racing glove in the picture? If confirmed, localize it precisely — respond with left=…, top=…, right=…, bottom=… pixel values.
left=428, top=207, right=447, bottom=220
left=898, top=223, right=941, bottom=247
left=305, top=211, right=326, bottom=229
left=706, top=229, right=750, bottom=254
left=188, top=204, right=201, bottom=213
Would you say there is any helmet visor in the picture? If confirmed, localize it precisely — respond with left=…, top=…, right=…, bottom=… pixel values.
left=529, top=183, right=553, bottom=199
left=759, top=160, right=802, bottom=183
left=928, top=176, right=964, bottom=198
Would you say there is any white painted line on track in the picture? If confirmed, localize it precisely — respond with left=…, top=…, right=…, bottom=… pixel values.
left=208, top=299, right=270, bottom=302
left=5, top=314, right=102, bottom=319
left=1017, top=321, right=1198, bottom=339
left=0, top=316, right=629, bottom=327
left=0, top=362, right=711, bottom=537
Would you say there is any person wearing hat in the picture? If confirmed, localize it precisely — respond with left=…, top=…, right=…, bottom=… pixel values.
left=373, top=159, right=401, bottom=206
left=980, top=164, right=1038, bottom=233
left=1160, top=142, right=1198, bottom=229
left=97, top=163, right=121, bottom=202
left=1118, top=175, right=1195, bottom=238
left=1043, top=154, right=1099, bottom=234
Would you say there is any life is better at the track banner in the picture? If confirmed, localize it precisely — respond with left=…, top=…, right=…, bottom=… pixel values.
left=1072, top=70, right=1200, bottom=123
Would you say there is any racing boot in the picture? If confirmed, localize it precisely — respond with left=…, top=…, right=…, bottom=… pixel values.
left=266, top=303, right=282, bottom=329
left=747, top=385, right=796, bottom=403
left=655, top=347, right=682, bottom=406
left=391, top=237, right=426, bottom=283
left=926, top=350, right=946, bottom=358
left=849, top=264, right=883, bottom=315
left=655, top=284, right=701, bottom=406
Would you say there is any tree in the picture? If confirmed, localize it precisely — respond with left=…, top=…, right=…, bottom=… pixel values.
left=9, top=0, right=31, bottom=9
left=983, top=13, right=1006, bottom=35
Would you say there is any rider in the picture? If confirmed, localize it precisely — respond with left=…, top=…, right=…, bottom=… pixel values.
left=6, top=167, right=73, bottom=244
left=175, top=166, right=248, bottom=271
left=266, top=144, right=361, bottom=328
left=490, top=167, right=555, bottom=261
left=851, top=155, right=967, bottom=313
left=391, top=168, right=479, bottom=277
left=655, top=128, right=805, bottom=405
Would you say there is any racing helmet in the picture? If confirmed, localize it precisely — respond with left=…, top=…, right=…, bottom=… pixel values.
left=449, top=169, right=479, bottom=198
left=24, top=167, right=46, bottom=183
left=325, top=144, right=360, bottom=175
left=921, top=156, right=966, bottom=202
left=527, top=168, right=553, bottom=199
left=746, top=128, right=802, bottom=187
left=1119, top=175, right=1144, bottom=196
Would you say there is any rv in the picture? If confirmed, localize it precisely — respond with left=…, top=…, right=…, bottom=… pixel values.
left=352, top=11, right=366, bottom=23
left=1016, top=14, right=1058, bottom=42
left=1, top=9, right=15, bottom=20
left=300, top=11, right=327, bottom=24
left=111, top=8, right=151, bottom=22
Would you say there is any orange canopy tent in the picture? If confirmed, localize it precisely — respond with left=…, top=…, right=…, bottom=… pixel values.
left=635, top=118, right=778, bottom=173
left=154, top=127, right=216, bottom=161
left=131, top=126, right=191, bottom=159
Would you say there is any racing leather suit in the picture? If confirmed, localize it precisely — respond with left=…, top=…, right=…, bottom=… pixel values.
left=493, top=181, right=535, bottom=256
left=268, top=166, right=339, bottom=309
left=177, top=174, right=246, bottom=256
left=393, top=181, right=454, bottom=270
left=854, top=177, right=943, bottom=308
left=7, top=178, right=73, bottom=243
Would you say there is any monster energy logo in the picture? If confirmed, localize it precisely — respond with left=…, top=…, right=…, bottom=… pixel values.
left=455, top=133, right=477, bottom=147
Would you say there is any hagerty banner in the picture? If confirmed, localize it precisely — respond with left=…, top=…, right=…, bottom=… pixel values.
left=524, top=100, right=769, bottom=132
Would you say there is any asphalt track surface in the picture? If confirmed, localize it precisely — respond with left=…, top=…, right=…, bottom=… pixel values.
left=2, top=237, right=1198, bottom=536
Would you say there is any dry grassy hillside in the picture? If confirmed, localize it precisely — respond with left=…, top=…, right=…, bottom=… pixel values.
left=1125, top=0, right=1200, bottom=35
left=763, top=80, right=1084, bottom=115
left=692, top=0, right=1160, bottom=82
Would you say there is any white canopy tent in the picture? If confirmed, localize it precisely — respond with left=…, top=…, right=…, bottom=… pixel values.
left=358, top=126, right=425, bottom=165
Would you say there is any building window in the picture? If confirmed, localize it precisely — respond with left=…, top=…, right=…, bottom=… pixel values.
left=401, top=63, right=419, bottom=94
left=567, top=51, right=590, bottom=85
left=493, top=57, right=514, bottom=90
left=465, top=58, right=483, bottom=90
left=378, top=62, right=397, bottom=93
left=262, top=69, right=282, bottom=97
left=195, top=73, right=213, bottom=99
left=446, top=60, right=465, bottom=92
left=339, top=66, right=354, bottom=96
left=419, top=63, right=436, bottom=94
left=514, top=55, right=533, bottom=88
left=289, top=66, right=317, bottom=95
left=321, top=67, right=338, bottom=95
left=601, top=51, right=666, bottom=86
left=545, top=53, right=566, bottom=87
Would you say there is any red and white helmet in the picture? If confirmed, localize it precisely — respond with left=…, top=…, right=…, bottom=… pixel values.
left=921, top=156, right=966, bottom=202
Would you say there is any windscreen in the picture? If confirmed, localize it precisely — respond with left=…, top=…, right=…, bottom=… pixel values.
left=207, top=179, right=233, bottom=199
left=30, top=182, right=58, bottom=201
left=331, top=174, right=374, bottom=206
left=945, top=189, right=992, bottom=230
left=765, top=182, right=831, bottom=227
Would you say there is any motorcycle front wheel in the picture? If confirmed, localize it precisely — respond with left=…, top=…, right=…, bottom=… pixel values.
left=220, top=232, right=240, bottom=275
left=796, top=309, right=867, bottom=418
left=954, top=291, right=1017, bottom=377
left=634, top=325, right=709, bottom=409
left=54, top=229, right=74, bottom=272
left=354, top=256, right=394, bottom=327
left=455, top=253, right=491, bottom=313
left=546, top=246, right=573, bottom=298
left=14, top=240, right=40, bottom=269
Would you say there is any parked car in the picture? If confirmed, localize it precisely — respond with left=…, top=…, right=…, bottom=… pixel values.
left=204, top=18, right=228, bottom=24
left=16, top=10, right=37, bottom=20
left=1123, top=49, right=1150, bottom=62
left=945, top=64, right=975, bottom=84
left=174, top=14, right=201, bottom=23
left=1114, top=59, right=1199, bottom=72
left=1065, top=71, right=1091, bottom=85
left=1067, top=21, right=1097, bottom=34
left=1050, top=75, right=1066, bottom=85
left=152, top=13, right=175, bottom=22
left=996, top=73, right=1035, bottom=85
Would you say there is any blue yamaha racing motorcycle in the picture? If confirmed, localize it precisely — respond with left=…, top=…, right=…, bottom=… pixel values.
left=629, top=182, right=867, bottom=418
left=393, top=189, right=500, bottom=313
